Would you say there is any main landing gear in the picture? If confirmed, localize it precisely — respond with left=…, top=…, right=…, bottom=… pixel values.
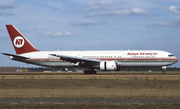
left=84, top=70, right=97, bottom=74
left=162, top=66, right=166, bottom=74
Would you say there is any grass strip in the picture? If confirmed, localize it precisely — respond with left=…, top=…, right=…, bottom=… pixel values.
left=0, top=74, right=180, bottom=99
left=0, top=89, right=180, bottom=99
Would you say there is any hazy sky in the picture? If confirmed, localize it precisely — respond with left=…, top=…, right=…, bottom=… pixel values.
left=0, top=0, right=180, bottom=67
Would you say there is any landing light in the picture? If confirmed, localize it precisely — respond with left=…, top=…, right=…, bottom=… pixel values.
left=9, top=56, right=13, bottom=59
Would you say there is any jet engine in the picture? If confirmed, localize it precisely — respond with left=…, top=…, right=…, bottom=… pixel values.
left=100, top=61, right=118, bottom=71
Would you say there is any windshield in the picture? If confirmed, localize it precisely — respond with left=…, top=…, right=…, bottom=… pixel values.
left=168, top=54, right=174, bottom=57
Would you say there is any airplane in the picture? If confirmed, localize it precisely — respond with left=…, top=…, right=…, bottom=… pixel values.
left=1, top=25, right=178, bottom=74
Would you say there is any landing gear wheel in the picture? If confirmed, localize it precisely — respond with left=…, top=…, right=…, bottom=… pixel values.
left=92, top=71, right=97, bottom=74
left=162, top=70, right=165, bottom=74
left=84, top=70, right=88, bottom=74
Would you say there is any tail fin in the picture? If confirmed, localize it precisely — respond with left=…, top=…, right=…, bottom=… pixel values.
left=6, top=25, right=39, bottom=54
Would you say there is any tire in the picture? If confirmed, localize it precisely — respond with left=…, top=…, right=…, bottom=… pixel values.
left=93, top=71, right=97, bottom=74
left=84, top=70, right=88, bottom=74
left=162, top=71, right=165, bottom=74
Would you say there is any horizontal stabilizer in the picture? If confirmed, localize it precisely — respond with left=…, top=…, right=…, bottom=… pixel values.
left=1, top=53, right=29, bottom=60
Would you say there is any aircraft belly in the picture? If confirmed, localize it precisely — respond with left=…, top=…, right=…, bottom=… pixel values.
left=117, top=61, right=175, bottom=67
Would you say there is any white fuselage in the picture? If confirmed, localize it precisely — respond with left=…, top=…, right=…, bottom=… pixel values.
left=16, top=50, right=178, bottom=68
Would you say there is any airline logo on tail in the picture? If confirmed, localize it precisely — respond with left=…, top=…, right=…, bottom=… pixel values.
left=13, top=36, right=25, bottom=48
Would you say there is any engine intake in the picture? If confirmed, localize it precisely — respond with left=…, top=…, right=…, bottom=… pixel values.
left=100, top=61, right=117, bottom=71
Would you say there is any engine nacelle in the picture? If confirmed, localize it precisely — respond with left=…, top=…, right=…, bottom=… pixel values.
left=100, top=61, right=117, bottom=71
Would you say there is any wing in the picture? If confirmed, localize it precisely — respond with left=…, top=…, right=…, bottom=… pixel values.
left=50, top=54, right=100, bottom=66
left=1, top=53, right=29, bottom=60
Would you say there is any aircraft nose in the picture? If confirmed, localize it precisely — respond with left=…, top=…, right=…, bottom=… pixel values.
left=169, top=54, right=178, bottom=62
left=174, top=56, right=178, bottom=63
left=176, top=57, right=178, bottom=62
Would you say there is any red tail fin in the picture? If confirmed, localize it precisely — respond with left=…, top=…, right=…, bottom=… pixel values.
left=6, top=25, right=39, bottom=54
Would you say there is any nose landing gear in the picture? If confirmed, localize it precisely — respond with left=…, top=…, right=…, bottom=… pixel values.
left=162, top=66, right=166, bottom=74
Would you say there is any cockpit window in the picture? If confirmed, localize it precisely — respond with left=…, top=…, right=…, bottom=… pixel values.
left=168, top=54, right=174, bottom=57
